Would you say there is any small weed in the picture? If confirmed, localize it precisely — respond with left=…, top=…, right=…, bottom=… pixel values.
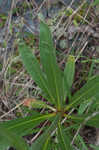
left=0, top=20, right=99, bottom=150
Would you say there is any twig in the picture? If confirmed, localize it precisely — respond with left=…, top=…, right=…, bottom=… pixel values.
left=30, top=120, right=49, bottom=143
left=51, top=108, right=74, bottom=136
left=71, top=111, right=99, bottom=145
left=75, top=41, right=88, bottom=62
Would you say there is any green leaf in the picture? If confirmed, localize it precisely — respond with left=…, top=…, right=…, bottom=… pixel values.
left=77, top=134, right=88, bottom=150
left=93, top=0, right=99, bottom=5
left=64, top=55, right=75, bottom=100
left=90, top=144, right=99, bottom=150
left=88, top=92, right=99, bottom=112
left=78, top=100, right=91, bottom=115
left=65, top=75, right=99, bottom=110
left=39, top=21, right=64, bottom=110
left=57, top=122, right=73, bottom=150
left=64, top=55, right=75, bottom=89
left=0, top=113, right=55, bottom=136
left=0, top=126, right=29, bottom=150
left=70, top=113, right=99, bottom=128
left=31, top=114, right=60, bottom=150
left=19, top=43, right=55, bottom=104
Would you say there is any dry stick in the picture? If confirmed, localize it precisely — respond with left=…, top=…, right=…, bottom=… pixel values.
left=54, top=0, right=74, bottom=31
left=25, top=0, right=33, bottom=12
left=6, top=82, right=35, bottom=89
left=2, top=0, right=15, bottom=97
left=68, top=0, right=75, bottom=8
left=25, top=0, right=38, bottom=25
left=73, top=1, right=94, bottom=57
left=71, top=124, right=82, bottom=145
left=75, top=41, right=88, bottom=62
left=65, top=2, right=92, bottom=60
left=51, top=108, right=74, bottom=137
left=4, top=56, right=20, bottom=80
left=68, top=7, right=94, bottom=28
left=0, top=79, right=34, bottom=119
left=83, top=0, right=92, bottom=20
left=60, top=39, right=88, bottom=67
left=22, top=18, right=39, bottom=36
left=66, top=32, right=80, bottom=56
left=0, top=95, right=25, bottom=120
left=57, top=1, right=89, bottom=41
left=36, top=0, right=46, bottom=14
left=65, top=0, right=86, bottom=32
left=71, top=111, right=99, bottom=145
left=30, top=120, right=49, bottom=143
left=2, top=0, right=15, bottom=74
left=57, top=10, right=94, bottom=42
left=0, top=100, right=25, bottom=119
left=31, top=0, right=38, bottom=8
left=61, top=108, right=75, bottom=124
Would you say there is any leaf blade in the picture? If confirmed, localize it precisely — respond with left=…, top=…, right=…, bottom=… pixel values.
left=65, top=75, right=99, bottom=110
left=0, top=126, right=29, bottom=150
left=64, top=55, right=75, bottom=90
left=31, top=114, right=60, bottom=150
left=57, top=122, right=73, bottom=150
left=0, top=113, right=55, bottom=136
left=69, top=112, right=99, bottom=128
left=19, top=43, right=56, bottom=104
left=64, top=55, right=75, bottom=101
left=39, top=21, right=64, bottom=109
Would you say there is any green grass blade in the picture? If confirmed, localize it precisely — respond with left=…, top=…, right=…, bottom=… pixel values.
left=39, top=21, right=64, bottom=109
left=31, top=113, right=60, bottom=150
left=78, top=100, right=91, bottom=115
left=64, top=55, right=75, bottom=101
left=0, top=126, right=29, bottom=150
left=93, top=0, right=99, bottom=6
left=57, top=122, right=73, bottom=150
left=69, top=113, right=99, bottom=128
left=88, top=93, right=99, bottom=111
left=77, top=134, right=88, bottom=150
left=65, top=75, right=99, bottom=110
left=19, top=43, right=56, bottom=104
left=90, top=144, right=99, bottom=150
left=64, top=55, right=75, bottom=89
left=0, top=113, right=55, bottom=136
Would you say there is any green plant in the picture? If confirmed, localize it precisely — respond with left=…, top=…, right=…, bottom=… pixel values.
left=0, top=20, right=99, bottom=150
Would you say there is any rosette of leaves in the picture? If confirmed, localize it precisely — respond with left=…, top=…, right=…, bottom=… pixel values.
left=0, top=20, right=99, bottom=150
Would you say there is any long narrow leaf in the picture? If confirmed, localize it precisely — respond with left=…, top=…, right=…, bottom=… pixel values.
left=31, top=114, right=60, bottom=150
left=90, top=144, right=99, bottom=150
left=19, top=43, right=55, bottom=104
left=0, top=126, right=29, bottom=150
left=69, top=112, right=99, bottom=128
left=57, top=122, right=73, bottom=150
left=0, top=113, right=55, bottom=136
left=77, top=134, right=88, bottom=150
left=65, top=75, right=99, bottom=110
left=64, top=55, right=75, bottom=90
left=64, top=55, right=75, bottom=101
left=39, top=21, right=64, bottom=109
